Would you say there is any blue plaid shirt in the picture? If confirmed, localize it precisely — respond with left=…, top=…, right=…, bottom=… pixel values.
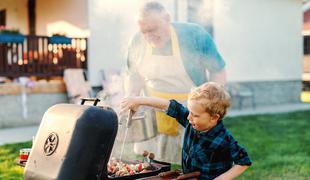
left=167, top=100, right=252, bottom=180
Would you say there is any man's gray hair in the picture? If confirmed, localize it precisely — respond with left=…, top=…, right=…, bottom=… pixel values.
left=139, top=1, right=168, bottom=15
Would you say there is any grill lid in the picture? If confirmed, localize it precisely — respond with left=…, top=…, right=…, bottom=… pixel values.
left=24, top=98, right=118, bottom=180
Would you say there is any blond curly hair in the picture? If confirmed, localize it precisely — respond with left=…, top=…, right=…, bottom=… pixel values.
left=188, top=82, right=231, bottom=119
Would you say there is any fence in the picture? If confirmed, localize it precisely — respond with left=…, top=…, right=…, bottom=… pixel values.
left=0, top=35, right=87, bottom=78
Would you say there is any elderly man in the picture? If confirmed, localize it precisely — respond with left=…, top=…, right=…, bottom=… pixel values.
left=124, top=1, right=226, bottom=164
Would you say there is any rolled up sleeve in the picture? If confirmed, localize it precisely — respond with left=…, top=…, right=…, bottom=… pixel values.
left=166, top=100, right=189, bottom=127
left=230, top=139, right=252, bottom=166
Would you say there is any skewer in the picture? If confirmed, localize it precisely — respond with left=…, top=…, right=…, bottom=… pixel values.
left=148, top=153, right=155, bottom=169
left=142, top=150, right=149, bottom=162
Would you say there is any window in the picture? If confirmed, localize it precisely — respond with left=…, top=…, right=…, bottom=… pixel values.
left=304, top=35, right=310, bottom=54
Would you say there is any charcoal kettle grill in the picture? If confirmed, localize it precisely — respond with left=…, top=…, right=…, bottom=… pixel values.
left=24, top=98, right=170, bottom=180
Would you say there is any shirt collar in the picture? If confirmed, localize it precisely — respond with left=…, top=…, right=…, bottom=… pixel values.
left=195, top=120, right=224, bottom=137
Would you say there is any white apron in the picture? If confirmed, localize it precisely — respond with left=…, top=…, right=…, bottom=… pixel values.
left=134, top=25, right=195, bottom=164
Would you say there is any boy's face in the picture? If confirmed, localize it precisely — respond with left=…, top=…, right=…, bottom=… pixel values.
left=187, top=100, right=219, bottom=132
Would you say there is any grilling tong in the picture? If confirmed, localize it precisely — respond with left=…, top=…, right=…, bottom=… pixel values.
left=126, top=110, right=134, bottom=128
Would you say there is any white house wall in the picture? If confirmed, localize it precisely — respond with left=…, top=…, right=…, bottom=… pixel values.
left=213, top=0, right=303, bottom=82
left=0, top=0, right=28, bottom=34
left=36, top=0, right=89, bottom=37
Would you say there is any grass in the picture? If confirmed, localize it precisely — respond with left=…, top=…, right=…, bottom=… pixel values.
left=1, top=110, right=310, bottom=179
left=225, top=110, right=310, bottom=180
left=0, top=141, right=31, bottom=180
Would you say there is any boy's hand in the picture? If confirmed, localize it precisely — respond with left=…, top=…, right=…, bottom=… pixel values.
left=120, top=97, right=141, bottom=115
left=177, top=171, right=201, bottom=180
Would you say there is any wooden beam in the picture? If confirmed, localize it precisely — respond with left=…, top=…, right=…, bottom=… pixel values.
left=28, top=0, right=36, bottom=35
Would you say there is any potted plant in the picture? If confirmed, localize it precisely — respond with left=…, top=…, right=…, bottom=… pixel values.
left=48, top=33, right=72, bottom=45
left=0, top=26, right=25, bottom=43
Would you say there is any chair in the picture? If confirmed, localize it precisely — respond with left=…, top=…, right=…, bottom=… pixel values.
left=227, top=83, right=256, bottom=110
left=63, top=68, right=92, bottom=104
left=98, top=69, right=124, bottom=96
left=96, top=69, right=124, bottom=112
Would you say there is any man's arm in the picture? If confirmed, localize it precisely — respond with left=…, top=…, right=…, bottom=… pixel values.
left=124, top=34, right=145, bottom=96
left=195, top=25, right=226, bottom=84
left=210, top=68, right=226, bottom=85
left=124, top=71, right=145, bottom=96
left=214, top=165, right=249, bottom=180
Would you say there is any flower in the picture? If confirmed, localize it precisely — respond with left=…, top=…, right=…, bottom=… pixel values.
left=52, top=33, right=67, bottom=37
left=0, top=26, right=20, bottom=34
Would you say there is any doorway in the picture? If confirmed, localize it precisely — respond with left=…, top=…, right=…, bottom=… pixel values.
left=302, top=35, right=310, bottom=102
left=0, top=9, right=6, bottom=26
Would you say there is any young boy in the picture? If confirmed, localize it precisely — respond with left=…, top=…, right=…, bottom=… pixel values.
left=121, top=82, right=252, bottom=180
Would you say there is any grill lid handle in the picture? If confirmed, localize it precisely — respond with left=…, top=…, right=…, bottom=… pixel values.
left=80, top=98, right=100, bottom=106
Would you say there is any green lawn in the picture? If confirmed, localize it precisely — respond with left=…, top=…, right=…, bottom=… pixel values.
left=226, top=110, right=310, bottom=180
left=1, top=110, right=310, bottom=180
left=0, top=141, right=31, bottom=180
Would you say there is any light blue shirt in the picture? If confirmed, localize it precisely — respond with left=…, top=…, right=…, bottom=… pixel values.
left=127, top=22, right=225, bottom=86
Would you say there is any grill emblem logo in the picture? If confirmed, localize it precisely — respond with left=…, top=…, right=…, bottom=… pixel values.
left=44, top=132, right=59, bottom=156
